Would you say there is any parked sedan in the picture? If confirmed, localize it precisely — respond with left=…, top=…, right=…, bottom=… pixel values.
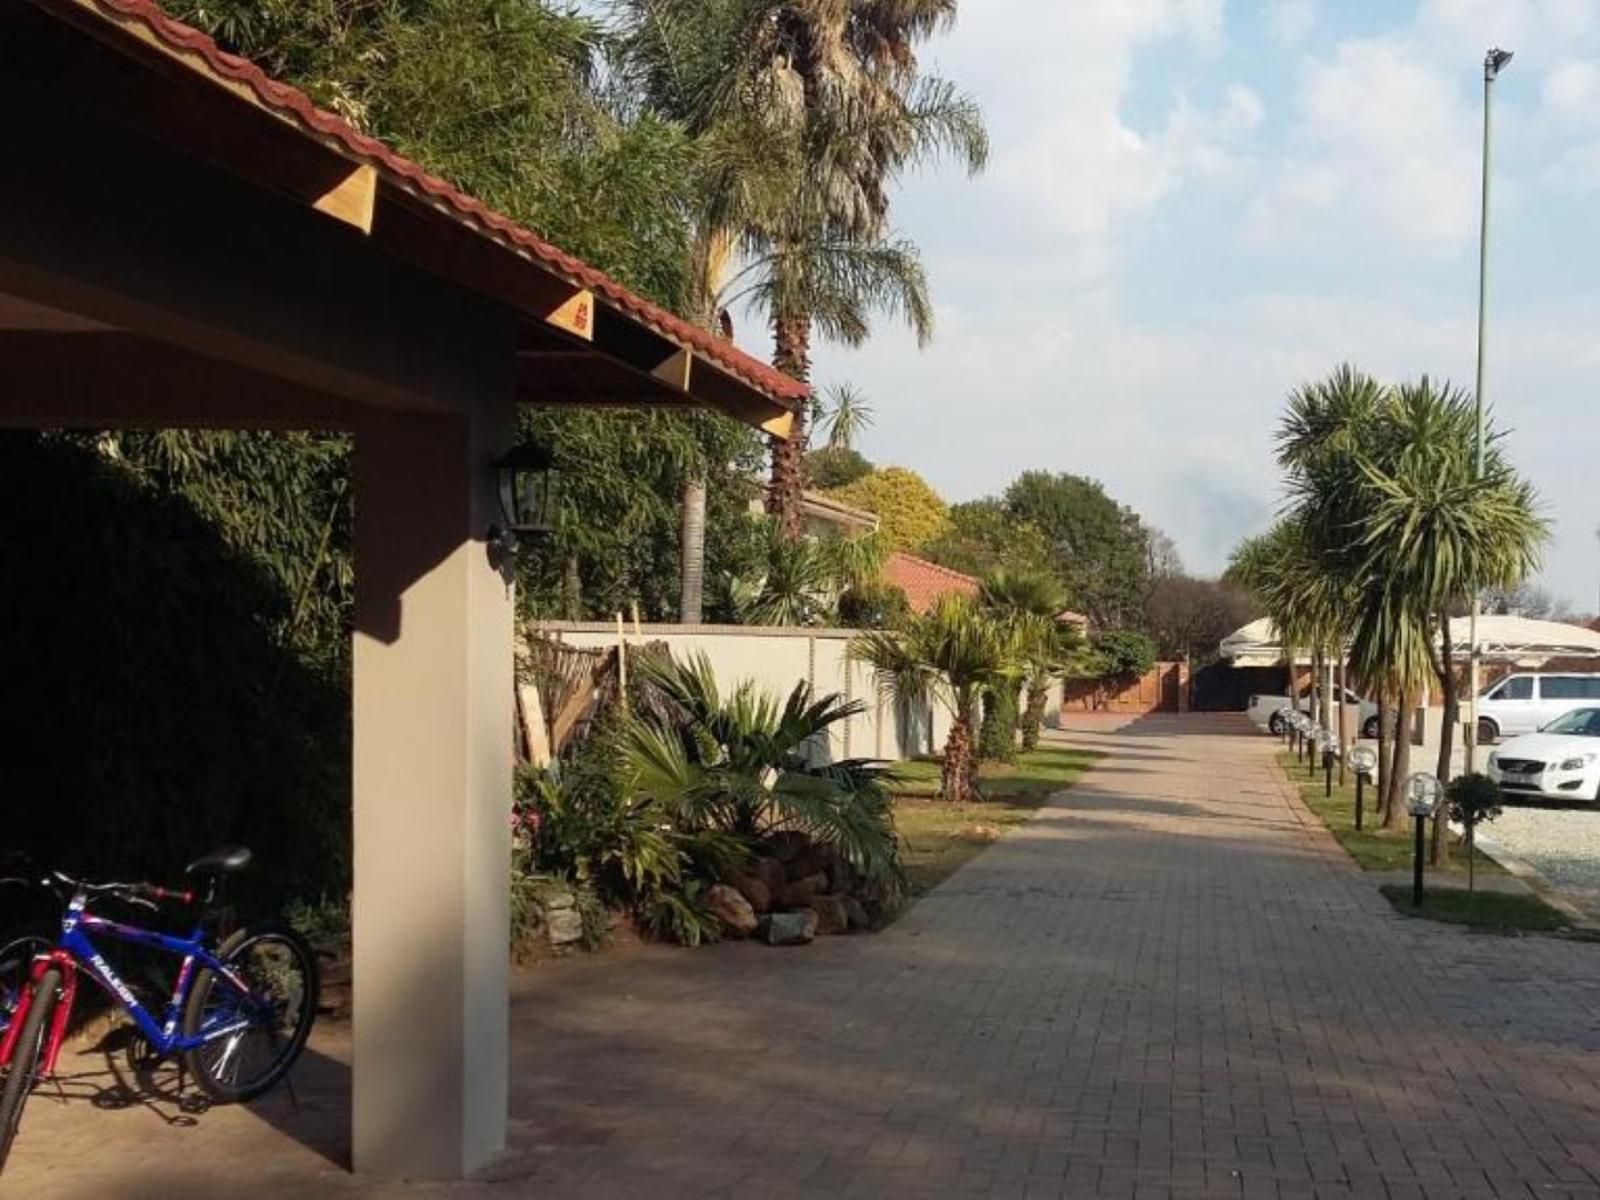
left=1248, top=687, right=1379, bottom=736
left=1487, top=707, right=1600, bottom=803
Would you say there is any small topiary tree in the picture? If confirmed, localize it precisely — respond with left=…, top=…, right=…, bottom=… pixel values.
left=1445, top=772, right=1503, bottom=894
left=978, top=681, right=1021, bottom=764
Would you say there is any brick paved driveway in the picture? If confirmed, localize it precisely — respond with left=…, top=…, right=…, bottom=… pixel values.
left=11, top=714, right=1600, bottom=1198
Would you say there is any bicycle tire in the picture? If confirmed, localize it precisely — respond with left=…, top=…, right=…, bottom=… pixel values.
left=182, top=923, right=318, bottom=1104
left=0, top=965, right=60, bottom=1174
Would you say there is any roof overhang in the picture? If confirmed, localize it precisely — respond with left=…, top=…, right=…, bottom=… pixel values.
left=21, top=0, right=801, bottom=437
left=1219, top=616, right=1600, bottom=667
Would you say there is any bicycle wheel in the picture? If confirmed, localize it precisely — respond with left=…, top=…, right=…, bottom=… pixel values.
left=0, top=938, right=49, bottom=1032
left=0, top=965, right=60, bottom=1173
left=182, top=923, right=318, bottom=1104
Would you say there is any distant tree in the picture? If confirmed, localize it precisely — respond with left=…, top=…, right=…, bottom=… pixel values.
left=1481, top=582, right=1563, bottom=620
left=1142, top=576, right=1257, bottom=663
left=804, top=446, right=873, bottom=490
left=820, top=384, right=876, bottom=450
left=1003, top=472, right=1151, bottom=628
left=922, top=499, right=1056, bottom=579
left=1145, top=528, right=1184, bottom=579
left=824, top=467, right=950, bottom=552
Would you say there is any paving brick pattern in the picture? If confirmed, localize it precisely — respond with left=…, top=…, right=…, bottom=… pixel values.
left=11, top=714, right=1600, bottom=1198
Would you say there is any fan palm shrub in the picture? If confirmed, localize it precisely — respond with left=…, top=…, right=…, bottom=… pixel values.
left=853, top=595, right=1015, bottom=801
left=624, top=652, right=903, bottom=891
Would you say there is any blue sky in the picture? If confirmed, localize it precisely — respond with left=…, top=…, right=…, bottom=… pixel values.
left=772, top=0, right=1600, bottom=610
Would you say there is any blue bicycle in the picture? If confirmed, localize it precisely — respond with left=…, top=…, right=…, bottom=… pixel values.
left=0, top=848, right=318, bottom=1171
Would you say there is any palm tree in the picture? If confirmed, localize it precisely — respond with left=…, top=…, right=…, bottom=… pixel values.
left=852, top=594, right=1014, bottom=801
left=821, top=383, right=875, bottom=450
left=616, top=0, right=988, bottom=537
left=1348, top=378, right=1544, bottom=853
left=979, top=568, right=1072, bottom=753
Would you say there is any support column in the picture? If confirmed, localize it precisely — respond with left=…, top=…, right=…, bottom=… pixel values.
left=351, top=397, right=515, bottom=1177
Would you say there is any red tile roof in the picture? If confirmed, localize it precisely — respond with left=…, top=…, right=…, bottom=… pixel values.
left=882, top=552, right=980, bottom=615
left=73, top=0, right=807, bottom=407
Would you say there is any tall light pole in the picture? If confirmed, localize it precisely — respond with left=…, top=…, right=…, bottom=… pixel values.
left=1466, top=46, right=1513, bottom=776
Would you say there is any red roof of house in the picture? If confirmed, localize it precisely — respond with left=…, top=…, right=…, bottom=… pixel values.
left=68, top=0, right=806, bottom=408
left=882, top=552, right=980, bottom=615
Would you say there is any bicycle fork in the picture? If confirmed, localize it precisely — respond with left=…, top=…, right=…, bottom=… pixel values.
left=0, top=953, right=79, bottom=1078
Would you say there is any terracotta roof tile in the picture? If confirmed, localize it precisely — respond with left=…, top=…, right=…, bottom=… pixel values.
left=77, top=0, right=806, bottom=407
left=882, top=552, right=979, bottom=615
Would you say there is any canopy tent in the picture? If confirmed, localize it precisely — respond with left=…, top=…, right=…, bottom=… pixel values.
left=1219, top=615, right=1600, bottom=669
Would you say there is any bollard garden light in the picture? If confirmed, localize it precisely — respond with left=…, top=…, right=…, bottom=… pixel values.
left=1317, top=729, right=1335, bottom=798
left=1308, top=725, right=1324, bottom=779
left=1407, top=772, right=1443, bottom=908
left=1348, top=745, right=1378, bottom=833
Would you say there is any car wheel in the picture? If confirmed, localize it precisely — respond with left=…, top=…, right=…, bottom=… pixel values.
left=1268, top=711, right=1286, bottom=735
left=1361, top=715, right=1379, bottom=740
left=1477, top=718, right=1498, bottom=746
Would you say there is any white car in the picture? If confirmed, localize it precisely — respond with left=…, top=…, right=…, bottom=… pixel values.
left=1487, top=707, right=1600, bottom=802
left=1248, top=688, right=1380, bottom=737
left=1475, top=672, right=1600, bottom=744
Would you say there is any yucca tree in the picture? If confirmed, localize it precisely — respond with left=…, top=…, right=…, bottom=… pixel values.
left=852, top=594, right=1014, bottom=801
left=821, top=383, right=876, bottom=450
left=1347, top=379, right=1544, bottom=852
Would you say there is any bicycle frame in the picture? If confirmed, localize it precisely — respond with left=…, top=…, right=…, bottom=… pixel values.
left=0, top=896, right=255, bottom=1079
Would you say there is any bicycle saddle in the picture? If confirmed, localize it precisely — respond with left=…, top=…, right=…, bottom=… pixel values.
left=185, top=846, right=252, bottom=876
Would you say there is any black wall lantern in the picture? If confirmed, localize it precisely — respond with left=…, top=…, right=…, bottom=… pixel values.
left=489, top=443, right=556, bottom=560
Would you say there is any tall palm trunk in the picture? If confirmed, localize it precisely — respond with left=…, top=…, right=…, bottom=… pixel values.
left=1431, top=611, right=1457, bottom=866
left=767, top=309, right=812, bottom=540
left=679, top=478, right=707, bottom=623
left=1336, top=656, right=1348, bottom=785
left=1382, top=688, right=1411, bottom=829
left=1375, top=688, right=1390, bottom=819
left=942, top=695, right=977, bottom=802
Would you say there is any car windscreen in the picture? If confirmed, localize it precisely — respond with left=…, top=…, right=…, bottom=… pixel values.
left=1539, top=707, right=1600, bottom=736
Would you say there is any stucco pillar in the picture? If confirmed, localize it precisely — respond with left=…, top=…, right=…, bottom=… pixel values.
left=351, top=400, right=514, bottom=1177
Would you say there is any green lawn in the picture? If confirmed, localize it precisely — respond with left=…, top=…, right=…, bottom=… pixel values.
left=1277, top=750, right=1501, bottom=878
left=890, top=745, right=1101, bottom=803
left=891, top=746, right=1100, bottom=897
left=1378, top=884, right=1573, bottom=934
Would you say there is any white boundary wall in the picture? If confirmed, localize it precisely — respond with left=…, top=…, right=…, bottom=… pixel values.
left=538, top=622, right=952, bottom=764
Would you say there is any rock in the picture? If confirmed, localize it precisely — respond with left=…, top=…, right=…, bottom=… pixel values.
left=537, top=886, right=577, bottom=911
left=705, top=884, right=758, bottom=938
left=840, top=895, right=871, bottom=931
left=749, top=857, right=787, bottom=899
left=546, top=907, right=584, bottom=946
left=767, top=830, right=812, bottom=864
left=779, top=872, right=828, bottom=908
left=808, top=894, right=849, bottom=935
left=961, top=824, right=1002, bottom=843
left=827, top=856, right=859, bottom=896
left=731, top=874, right=772, bottom=914
left=759, top=910, right=816, bottom=946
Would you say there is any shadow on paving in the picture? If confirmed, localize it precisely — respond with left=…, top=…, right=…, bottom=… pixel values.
left=10, top=712, right=1600, bottom=1198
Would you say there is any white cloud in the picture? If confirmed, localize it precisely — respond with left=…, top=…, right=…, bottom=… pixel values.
left=1266, top=0, right=1315, bottom=45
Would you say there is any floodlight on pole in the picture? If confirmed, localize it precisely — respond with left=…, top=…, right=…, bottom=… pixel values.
left=1466, top=46, right=1511, bottom=778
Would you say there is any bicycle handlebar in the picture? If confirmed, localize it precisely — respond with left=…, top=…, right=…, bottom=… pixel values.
left=5, top=872, right=199, bottom=911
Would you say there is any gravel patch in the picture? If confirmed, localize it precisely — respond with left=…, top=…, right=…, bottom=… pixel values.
left=1479, top=805, right=1600, bottom=919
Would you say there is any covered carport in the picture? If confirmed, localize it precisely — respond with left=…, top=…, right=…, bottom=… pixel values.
left=0, top=0, right=800, bottom=1179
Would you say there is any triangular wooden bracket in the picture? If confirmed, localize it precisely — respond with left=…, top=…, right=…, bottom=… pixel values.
left=545, top=290, right=595, bottom=341
left=650, top=348, right=692, bottom=392
left=312, top=162, right=377, bottom=233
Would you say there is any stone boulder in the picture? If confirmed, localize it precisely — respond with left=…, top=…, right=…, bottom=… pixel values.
left=840, top=895, right=871, bottom=932
left=808, top=894, right=849, bottom=935
left=748, top=857, right=787, bottom=900
left=779, top=872, right=828, bottom=908
left=705, top=884, right=758, bottom=938
left=759, top=910, right=817, bottom=946
left=731, top=873, right=772, bottom=914
left=545, top=908, right=584, bottom=946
